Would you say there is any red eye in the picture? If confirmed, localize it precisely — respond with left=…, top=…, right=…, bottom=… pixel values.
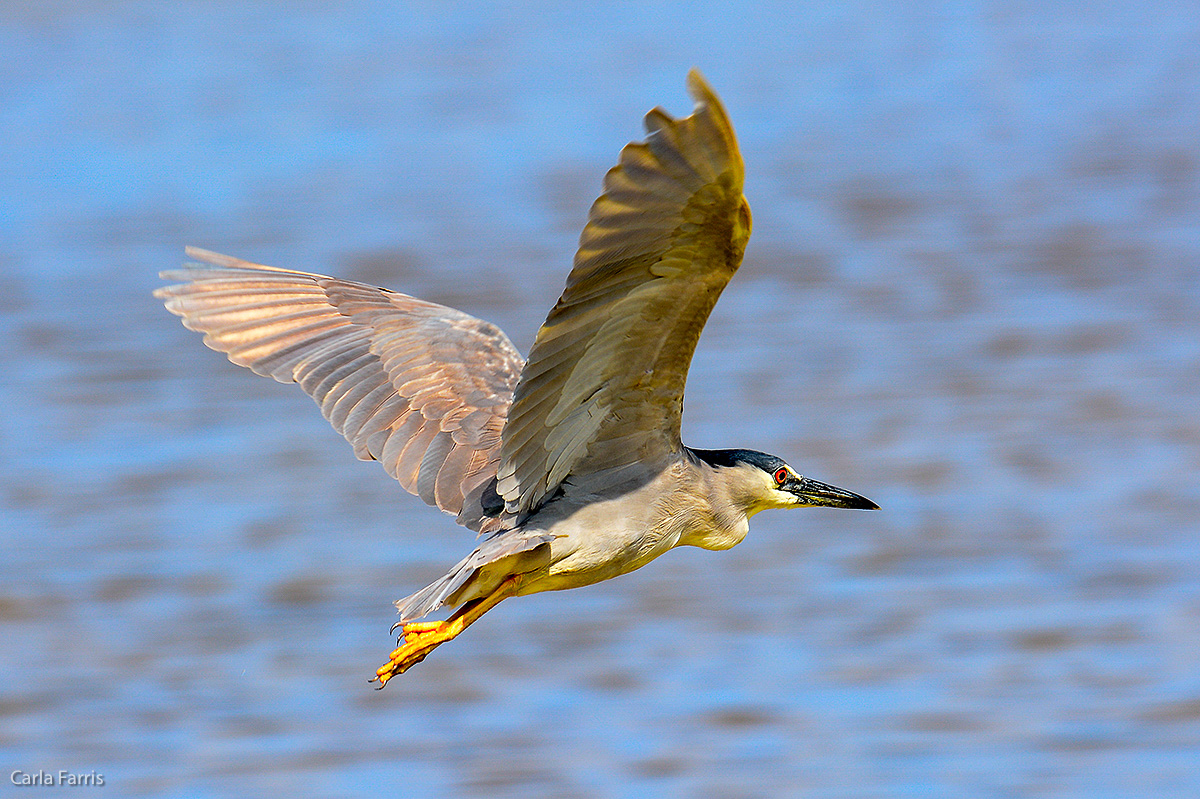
left=774, top=467, right=789, bottom=485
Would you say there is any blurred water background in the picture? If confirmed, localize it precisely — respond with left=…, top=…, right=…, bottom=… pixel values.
left=3, top=2, right=1199, bottom=796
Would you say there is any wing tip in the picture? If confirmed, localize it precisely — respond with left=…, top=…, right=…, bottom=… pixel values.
left=184, top=245, right=219, bottom=261
left=686, top=69, right=731, bottom=122
left=685, top=68, right=716, bottom=106
left=642, top=69, right=728, bottom=131
left=183, top=245, right=285, bottom=272
left=640, top=70, right=740, bottom=168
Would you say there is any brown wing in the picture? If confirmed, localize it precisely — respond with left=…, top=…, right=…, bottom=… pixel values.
left=156, top=248, right=523, bottom=532
left=497, top=70, right=752, bottom=518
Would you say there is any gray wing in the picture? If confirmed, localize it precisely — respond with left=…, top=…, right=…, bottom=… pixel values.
left=156, top=248, right=523, bottom=533
left=497, top=70, right=752, bottom=518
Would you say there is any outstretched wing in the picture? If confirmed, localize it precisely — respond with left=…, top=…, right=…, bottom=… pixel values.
left=497, top=70, right=752, bottom=518
left=156, top=248, right=523, bottom=532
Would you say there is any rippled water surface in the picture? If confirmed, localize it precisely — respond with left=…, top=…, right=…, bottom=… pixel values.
left=3, top=3, right=1200, bottom=796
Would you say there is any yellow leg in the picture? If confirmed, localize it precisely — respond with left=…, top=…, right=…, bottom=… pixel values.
left=371, top=573, right=524, bottom=688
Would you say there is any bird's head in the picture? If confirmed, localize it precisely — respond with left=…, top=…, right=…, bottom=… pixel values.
left=690, top=448, right=879, bottom=517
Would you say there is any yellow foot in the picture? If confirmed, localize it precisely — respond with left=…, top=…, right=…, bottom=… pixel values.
left=369, top=573, right=525, bottom=689
left=371, top=620, right=458, bottom=688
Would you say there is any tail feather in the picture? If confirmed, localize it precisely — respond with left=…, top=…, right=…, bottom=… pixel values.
left=395, top=531, right=555, bottom=622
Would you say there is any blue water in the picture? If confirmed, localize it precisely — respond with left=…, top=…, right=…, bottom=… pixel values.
left=3, top=2, right=1199, bottom=796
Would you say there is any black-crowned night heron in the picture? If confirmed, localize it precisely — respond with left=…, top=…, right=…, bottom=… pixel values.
left=156, top=70, right=878, bottom=687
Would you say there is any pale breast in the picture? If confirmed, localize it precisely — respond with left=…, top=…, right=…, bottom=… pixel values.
left=517, top=461, right=708, bottom=594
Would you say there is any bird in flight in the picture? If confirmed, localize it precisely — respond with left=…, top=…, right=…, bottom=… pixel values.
left=157, top=70, right=878, bottom=687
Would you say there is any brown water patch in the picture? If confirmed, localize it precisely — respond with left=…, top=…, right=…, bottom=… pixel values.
left=703, top=704, right=782, bottom=729
left=838, top=176, right=925, bottom=240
